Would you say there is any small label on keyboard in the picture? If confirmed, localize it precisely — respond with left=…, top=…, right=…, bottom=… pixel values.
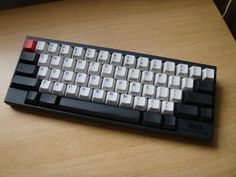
left=177, top=119, right=213, bottom=139
left=187, top=122, right=204, bottom=132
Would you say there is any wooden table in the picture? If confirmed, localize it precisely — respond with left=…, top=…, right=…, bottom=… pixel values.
left=0, top=0, right=235, bottom=176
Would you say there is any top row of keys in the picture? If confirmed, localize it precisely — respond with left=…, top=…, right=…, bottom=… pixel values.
left=23, top=39, right=215, bottom=80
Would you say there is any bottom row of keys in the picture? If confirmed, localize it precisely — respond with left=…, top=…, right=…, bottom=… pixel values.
left=5, top=88, right=213, bottom=140
left=142, top=112, right=176, bottom=129
left=25, top=92, right=177, bottom=130
left=26, top=89, right=212, bottom=123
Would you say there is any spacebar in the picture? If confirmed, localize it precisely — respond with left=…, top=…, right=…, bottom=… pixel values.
left=59, top=97, right=141, bottom=124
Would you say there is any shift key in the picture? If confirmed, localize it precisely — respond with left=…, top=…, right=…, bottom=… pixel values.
left=11, top=75, right=40, bottom=90
left=183, top=91, right=212, bottom=107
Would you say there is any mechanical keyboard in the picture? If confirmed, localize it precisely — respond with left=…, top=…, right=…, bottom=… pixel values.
left=4, top=36, right=217, bottom=141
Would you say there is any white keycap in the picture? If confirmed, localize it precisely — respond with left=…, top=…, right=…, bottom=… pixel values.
left=52, top=82, right=66, bottom=96
left=101, top=77, right=114, bottom=91
left=60, top=44, right=72, bottom=57
left=39, top=80, right=53, bottom=93
left=123, top=55, right=136, bottom=68
left=202, top=68, right=215, bottom=80
left=49, top=68, right=63, bottom=81
left=119, top=94, right=133, bottom=109
left=97, top=50, right=110, bottom=64
left=38, top=54, right=51, bottom=67
left=169, top=89, right=182, bottom=102
left=168, top=75, right=181, bottom=89
left=105, top=92, right=120, bottom=106
left=48, top=43, right=60, bottom=55
left=142, top=84, right=156, bottom=98
left=156, top=87, right=169, bottom=101
left=50, top=56, right=63, bottom=69
left=88, top=62, right=101, bottom=75
left=147, top=99, right=161, bottom=113
left=65, top=84, right=79, bottom=98
left=115, top=80, right=128, bottom=94
left=101, top=64, right=114, bottom=77
left=37, top=66, right=50, bottom=79
left=62, top=58, right=76, bottom=71
left=163, top=61, right=175, bottom=75
left=110, top=52, right=123, bottom=66
left=72, top=46, right=85, bottom=59
left=181, top=78, right=194, bottom=91
left=150, top=59, right=162, bottom=73
left=161, top=101, right=174, bottom=115
left=62, top=71, right=75, bottom=84
left=128, top=82, right=142, bottom=96
left=133, top=96, right=147, bottom=111
left=189, top=66, right=201, bottom=79
left=75, top=59, right=88, bottom=73
left=84, top=48, right=97, bottom=62
left=127, top=68, right=141, bottom=82
left=78, top=87, right=92, bottom=101
left=155, top=73, right=168, bottom=87
left=36, top=41, right=48, bottom=54
left=176, top=64, right=188, bottom=77
left=141, top=71, right=154, bottom=84
left=88, top=75, right=102, bottom=89
left=114, top=66, right=127, bottom=80
left=92, top=89, right=106, bottom=103
left=75, top=73, right=88, bottom=86
left=137, top=57, right=149, bottom=71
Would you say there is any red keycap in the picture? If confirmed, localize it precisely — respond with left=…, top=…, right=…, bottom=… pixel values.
left=23, top=39, right=37, bottom=52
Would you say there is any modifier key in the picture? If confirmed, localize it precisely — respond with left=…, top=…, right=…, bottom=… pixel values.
left=4, top=88, right=28, bottom=105
left=183, top=91, right=212, bottom=107
left=142, top=112, right=162, bottom=128
left=39, top=93, right=59, bottom=108
left=199, top=107, right=212, bottom=122
left=175, top=103, right=198, bottom=120
left=163, top=115, right=176, bottom=130
left=11, top=75, right=40, bottom=90
left=16, top=63, right=38, bottom=77
left=25, top=91, right=40, bottom=105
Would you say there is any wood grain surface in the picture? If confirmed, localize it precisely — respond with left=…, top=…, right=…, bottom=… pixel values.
left=0, top=0, right=236, bottom=177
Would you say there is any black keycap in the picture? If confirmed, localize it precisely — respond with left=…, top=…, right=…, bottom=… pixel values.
left=20, top=51, right=39, bottom=64
left=194, top=79, right=214, bottom=94
left=142, top=112, right=162, bottom=127
left=163, top=115, right=176, bottom=130
left=183, top=91, right=212, bottom=107
left=25, top=91, right=40, bottom=105
left=175, top=103, right=198, bottom=120
left=39, top=93, right=59, bottom=108
left=16, top=63, right=38, bottom=77
left=199, top=108, right=212, bottom=122
left=59, top=97, right=140, bottom=124
left=4, top=88, right=28, bottom=105
left=11, top=75, right=40, bottom=90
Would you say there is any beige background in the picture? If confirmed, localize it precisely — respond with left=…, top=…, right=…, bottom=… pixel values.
left=0, top=0, right=236, bottom=177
